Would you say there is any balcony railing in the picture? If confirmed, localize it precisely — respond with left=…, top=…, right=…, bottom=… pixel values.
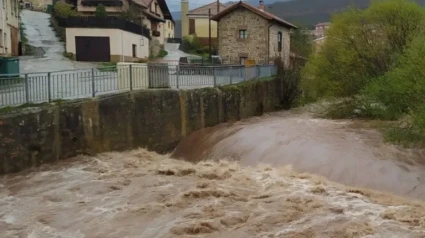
left=53, top=15, right=151, bottom=39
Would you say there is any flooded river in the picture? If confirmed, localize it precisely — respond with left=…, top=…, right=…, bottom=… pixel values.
left=1, top=110, right=425, bottom=237
left=173, top=110, right=425, bottom=200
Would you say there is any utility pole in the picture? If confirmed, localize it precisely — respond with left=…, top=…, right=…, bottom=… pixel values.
left=209, top=8, right=212, bottom=63
left=216, top=0, right=219, bottom=55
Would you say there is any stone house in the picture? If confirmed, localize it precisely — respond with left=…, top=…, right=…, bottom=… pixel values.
left=211, top=0, right=296, bottom=65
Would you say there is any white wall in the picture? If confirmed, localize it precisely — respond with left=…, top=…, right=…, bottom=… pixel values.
left=0, top=0, right=19, bottom=55
left=66, top=28, right=150, bottom=60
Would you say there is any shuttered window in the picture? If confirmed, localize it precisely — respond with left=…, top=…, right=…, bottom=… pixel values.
left=189, top=19, right=195, bottom=34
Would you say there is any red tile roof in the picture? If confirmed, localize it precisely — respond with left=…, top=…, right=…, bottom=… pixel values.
left=211, top=1, right=297, bottom=29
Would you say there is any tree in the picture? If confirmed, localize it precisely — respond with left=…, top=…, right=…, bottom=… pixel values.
left=290, top=26, right=313, bottom=58
left=53, top=2, right=78, bottom=18
left=302, top=0, right=425, bottom=99
left=95, top=4, right=107, bottom=17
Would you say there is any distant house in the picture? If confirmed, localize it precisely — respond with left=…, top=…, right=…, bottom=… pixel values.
left=181, top=0, right=226, bottom=46
left=211, top=0, right=296, bottom=65
left=314, top=22, right=330, bottom=38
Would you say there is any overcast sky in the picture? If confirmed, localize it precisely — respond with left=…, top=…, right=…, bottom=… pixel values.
left=166, top=0, right=232, bottom=12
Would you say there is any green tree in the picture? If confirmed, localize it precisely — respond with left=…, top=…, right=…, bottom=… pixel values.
left=290, top=25, right=313, bottom=58
left=302, top=0, right=425, bottom=100
left=95, top=4, right=107, bottom=17
left=53, top=2, right=78, bottom=18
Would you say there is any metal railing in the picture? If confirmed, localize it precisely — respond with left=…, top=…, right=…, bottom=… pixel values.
left=0, top=64, right=277, bottom=107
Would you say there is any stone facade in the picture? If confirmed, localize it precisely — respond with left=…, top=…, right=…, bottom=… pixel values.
left=269, top=25, right=291, bottom=66
left=217, top=8, right=291, bottom=65
left=218, top=8, right=269, bottom=63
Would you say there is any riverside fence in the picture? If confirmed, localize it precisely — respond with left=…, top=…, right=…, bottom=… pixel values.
left=0, top=63, right=277, bottom=107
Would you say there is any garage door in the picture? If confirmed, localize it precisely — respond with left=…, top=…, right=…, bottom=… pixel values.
left=75, top=36, right=110, bottom=62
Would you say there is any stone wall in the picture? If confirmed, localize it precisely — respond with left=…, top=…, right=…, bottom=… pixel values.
left=0, top=77, right=286, bottom=175
left=218, top=8, right=269, bottom=62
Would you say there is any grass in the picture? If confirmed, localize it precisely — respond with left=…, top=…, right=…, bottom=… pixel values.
left=97, top=62, right=117, bottom=72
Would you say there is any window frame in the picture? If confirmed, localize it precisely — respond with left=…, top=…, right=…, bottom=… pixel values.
left=277, top=31, right=282, bottom=52
left=239, top=29, right=248, bottom=39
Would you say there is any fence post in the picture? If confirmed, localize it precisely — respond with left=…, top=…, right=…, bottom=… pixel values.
left=229, top=65, right=233, bottom=84
left=24, top=74, right=29, bottom=103
left=213, top=66, right=217, bottom=87
left=257, top=65, right=260, bottom=78
left=47, top=72, right=52, bottom=102
left=176, top=65, right=180, bottom=89
left=91, top=69, right=95, bottom=97
left=129, top=64, right=133, bottom=91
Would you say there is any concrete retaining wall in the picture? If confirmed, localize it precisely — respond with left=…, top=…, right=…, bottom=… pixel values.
left=0, top=77, right=285, bottom=174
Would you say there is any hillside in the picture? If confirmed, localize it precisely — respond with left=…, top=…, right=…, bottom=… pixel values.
left=268, top=0, right=425, bottom=27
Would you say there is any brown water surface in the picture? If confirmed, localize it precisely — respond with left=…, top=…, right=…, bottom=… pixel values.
left=172, top=111, right=425, bottom=200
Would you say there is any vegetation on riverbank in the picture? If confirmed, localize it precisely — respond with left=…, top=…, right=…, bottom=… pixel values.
left=300, top=0, right=425, bottom=147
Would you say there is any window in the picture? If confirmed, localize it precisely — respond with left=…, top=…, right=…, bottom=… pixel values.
left=154, top=3, right=158, bottom=13
left=4, top=32, right=7, bottom=52
left=240, top=57, right=247, bottom=65
left=278, top=31, right=282, bottom=52
left=189, top=19, right=195, bottom=34
left=168, top=21, right=170, bottom=28
left=239, top=29, right=247, bottom=39
left=132, top=44, right=136, bottom=57
left=0, top=30, right=2, bottom=47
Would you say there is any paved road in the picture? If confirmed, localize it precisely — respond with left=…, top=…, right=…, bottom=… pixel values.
left=19, top=10, right=95, bottom=73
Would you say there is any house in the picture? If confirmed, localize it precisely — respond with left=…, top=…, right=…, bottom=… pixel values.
left=0, top=0, right=20, bottom=56
left=181, top=0, right=226, bottom=46
left=314, top=22, right=330, bottom=38
left=61, top=16, right=151, bottom=62
left=76, top=0, right=173, bottom=45
left=211, top=0, right=296, bottom=65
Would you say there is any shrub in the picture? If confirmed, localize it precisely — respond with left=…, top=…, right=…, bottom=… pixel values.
left=275, top=57, right=301, bottom=109
left=157, top=49, right=168, bottom=58
left=95, top=4, right=107, bottom=17
left=302, top=0, right=425, bottom=100
left=53, top=2, right=78, bottom=18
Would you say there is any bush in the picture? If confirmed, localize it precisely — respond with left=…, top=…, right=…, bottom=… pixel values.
left=179, top=35, right=203, bottom=54
left=95, top=4, right=107, bottom=17
left=53, top=2, right=78, bottom=18
left=302, top=0, right=425, bottom=100
left=157, top=49, right=168, bottom=58
left=275, top=57, right=301, bottom=109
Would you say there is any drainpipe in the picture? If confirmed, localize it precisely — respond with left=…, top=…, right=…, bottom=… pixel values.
left=1, top=0, right=5, bottom=54
left=267, top=23, right=273, bottom=63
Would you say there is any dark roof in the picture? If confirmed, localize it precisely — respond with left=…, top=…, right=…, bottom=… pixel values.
left=211, top=1, right=297, bottom=29
left=131, top=0, right=173, bottom=22
left=188, top=1, right=227, bottom=16
left=80, top=0, right=123, bottom=7
left=142, top=9, right=166, bottom=22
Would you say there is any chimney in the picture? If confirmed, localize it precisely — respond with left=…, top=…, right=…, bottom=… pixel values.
left=259, top=0, right=264, bottom=11
left=181, top=0, right=189, bottom=37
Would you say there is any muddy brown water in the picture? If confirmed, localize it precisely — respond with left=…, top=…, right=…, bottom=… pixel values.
left=172, top=110, right=425, bottom=200
left=2, top=109, right=425, bottom=237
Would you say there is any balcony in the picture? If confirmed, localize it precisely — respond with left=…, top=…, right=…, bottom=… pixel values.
left=152, top=31, right=160, bottom=37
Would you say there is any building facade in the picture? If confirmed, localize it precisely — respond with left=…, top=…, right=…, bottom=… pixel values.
left=76, top=0, right=173, bottom=46
left=211, top=1, right=296, bottom=65
left=0, top=0, right=19, bottom=56
left=181, top=0, right=226, bottom=46
left=66, top=27, right=150, bottom=62
left=314, top=22, right=330, bottom=38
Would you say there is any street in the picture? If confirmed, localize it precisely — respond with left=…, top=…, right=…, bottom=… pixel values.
left=19, top=10, right=95, bottom=73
